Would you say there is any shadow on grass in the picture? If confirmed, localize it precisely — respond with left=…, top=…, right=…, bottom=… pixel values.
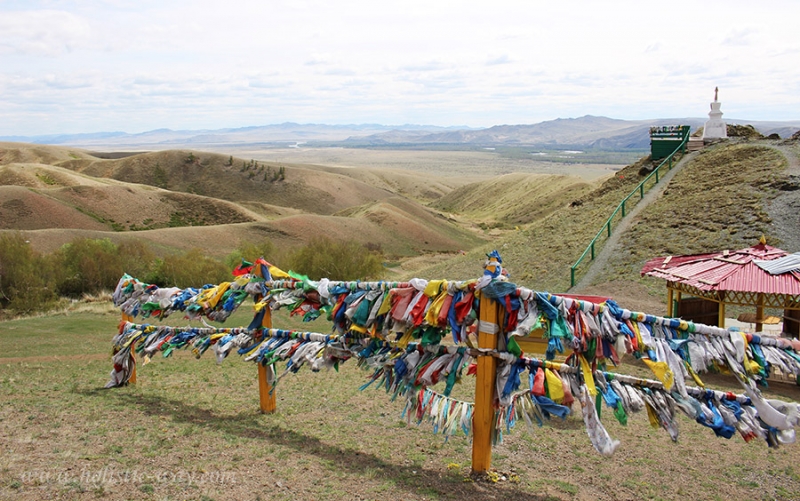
left=79, top=387, right=561, bottom=501
left=700, top=372, right=800, bottom=401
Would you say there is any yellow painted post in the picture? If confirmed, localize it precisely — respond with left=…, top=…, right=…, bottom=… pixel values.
left=667, top=288, right=674, bottom=317
left=718, top=292, right=726, bottom=329
left=471, top=295, right=501, bottom=474
left=257, top=307, right=277, bottom=413
left=121, top=313, right=136, bottom=384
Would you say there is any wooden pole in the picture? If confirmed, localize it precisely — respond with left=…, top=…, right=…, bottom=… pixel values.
left=257, top=307, right=277, bottom=413
left=667, top=288, right=674, bottom=317
left=471, top=295, right=500, bottom=474
left=718, top=292, right=726, bottom=329
left=756, top=293, right=764, bottom=333
left=121, top=313, right=136, bottom=384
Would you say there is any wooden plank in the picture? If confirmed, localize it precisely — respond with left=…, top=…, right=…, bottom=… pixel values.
left=713, top=257, right=748, bottom=265
left=471, top=297, right=500, bottom=474
left=515, top=328, right=548, bottom=356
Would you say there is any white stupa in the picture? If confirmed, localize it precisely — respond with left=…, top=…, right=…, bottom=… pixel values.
left=702, top=86, right=727, bottom=141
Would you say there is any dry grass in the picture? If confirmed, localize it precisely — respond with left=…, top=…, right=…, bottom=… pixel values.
left=417, top=156, right=657, bottom=292
left=3, top=307, right=800, bottom=500
left=590, top=142, right=788, bottom=291
left=432, top=173, right=594, bottom=228
left=0, top=143, right=488, bottom=259
left=416, top=140, right=796, bottom=307
left=0, top=185, right=110, bottom=231
left=4, top=139, right=795, bottom=309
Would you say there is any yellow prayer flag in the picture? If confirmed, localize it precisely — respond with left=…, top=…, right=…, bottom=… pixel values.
left=579, top=354, right=597, bottom=396
left=642, top=359, right=674, bottom=391
left=545, top=369, right=565, bottom=403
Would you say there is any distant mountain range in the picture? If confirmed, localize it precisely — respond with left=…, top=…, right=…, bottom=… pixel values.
left=3, top=116, right=799, bottom=151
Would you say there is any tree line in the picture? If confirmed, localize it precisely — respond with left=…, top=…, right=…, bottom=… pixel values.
left=0, top=234, right=384, bottom=317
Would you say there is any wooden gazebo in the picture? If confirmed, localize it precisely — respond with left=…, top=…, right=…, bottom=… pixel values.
left=642, top=242, right=800, bottom=335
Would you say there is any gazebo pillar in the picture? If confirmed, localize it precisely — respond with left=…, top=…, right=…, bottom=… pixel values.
left=667, top=288, right=674, bottom=317
left=718, top=292, right=726, bottom=329
left=756, top=293, right=765, bottom=333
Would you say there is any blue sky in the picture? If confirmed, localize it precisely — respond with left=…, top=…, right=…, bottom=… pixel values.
left=1, top=0, right=798, bottom=135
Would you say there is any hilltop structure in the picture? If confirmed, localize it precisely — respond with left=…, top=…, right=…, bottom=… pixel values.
left=702, top=86, right=728, bottom=141
left=641, top=242, right=800, bottom=336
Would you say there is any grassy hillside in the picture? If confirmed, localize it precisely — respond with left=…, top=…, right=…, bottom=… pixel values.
left=0, top=143, right=487, bottom=258
left=0, top=185, right=110, bottom=231
left=299, top=164, right=465, bottom=203
left=6, top=138, right=794, bottom=306
left=1, top=143, right=401, bottom=216
left=590, top=142, right=790, bottom=288
left=432, top=173, right=593, bottom=228
left=416, top=140, right=797, bottom=310
left=0, top=163, right=259, bottom=232
left=417, top=156, right=656, bottom=288
left=72, top=150, right=396, bottom=215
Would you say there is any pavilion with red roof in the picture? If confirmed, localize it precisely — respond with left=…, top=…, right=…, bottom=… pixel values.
left=641, top=241, right=800, bottom=335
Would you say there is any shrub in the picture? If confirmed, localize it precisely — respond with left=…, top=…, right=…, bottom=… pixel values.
left=55, top=238, right=123, bottom=296
left=149, top=249, right=230, bottom=288
left=225, top=238, right=280, bottom=270
left=286, top=237, right=384, bottom=280
left=152, top=163, right=168, bottom=188
left=117, top=239, right=157, bottom=279
left=0, top=233, right=57, bottom=313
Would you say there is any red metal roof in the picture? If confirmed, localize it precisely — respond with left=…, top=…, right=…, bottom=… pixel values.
left=641, top=244, right=800, bottom=295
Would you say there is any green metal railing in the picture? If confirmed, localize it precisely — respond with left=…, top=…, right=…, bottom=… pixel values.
left=569, top=127, right=691, bottom=287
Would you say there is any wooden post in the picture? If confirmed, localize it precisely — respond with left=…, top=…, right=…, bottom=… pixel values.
left=667, top=288, right=674, bottom=317
left=257, top=307, right=277, bottom=413
left=121, top=313, right=136, bottom=384
left=471, top=295, right=500, bottom=474
left=756, top=293, right=764, bottom=333
left=718, top=292, right=726, bottom=329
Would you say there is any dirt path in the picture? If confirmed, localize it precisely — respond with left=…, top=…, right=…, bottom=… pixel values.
left=764, top=141, right=800, bottom=252
left=771, top=142, right=800, bottom=174
left=571, top=151, right=699, bottom=291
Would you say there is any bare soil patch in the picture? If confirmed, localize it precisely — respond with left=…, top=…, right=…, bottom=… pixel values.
left=0, top=186, right=108, bottom=231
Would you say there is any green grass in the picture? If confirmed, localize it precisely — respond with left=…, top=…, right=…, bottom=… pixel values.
left=0, top=310, right=119, bottom=359
left=419, top=155, right=657, bottom=289
left=418, top=140, right=792, bottom=299
left=591, top=143, right=788, bottom=286
left=3, top=307, right=800, bottom=500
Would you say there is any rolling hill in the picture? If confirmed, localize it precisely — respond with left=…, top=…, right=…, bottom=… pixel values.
left=2, top=135, right=798, bottom=316
left=431, top=173, right=593, bottom=228
left=0, top=142, right=492, bottom=258
left=415, top=138, right=800, bottom=311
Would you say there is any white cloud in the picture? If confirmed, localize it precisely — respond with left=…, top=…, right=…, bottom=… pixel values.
left=0, top=10, right=92, bottom=57
left=722, top=28, right=758, bottom=47
left=486, top=54, right=512, bottom=66
left=1, top=1, right=799, bottom=134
